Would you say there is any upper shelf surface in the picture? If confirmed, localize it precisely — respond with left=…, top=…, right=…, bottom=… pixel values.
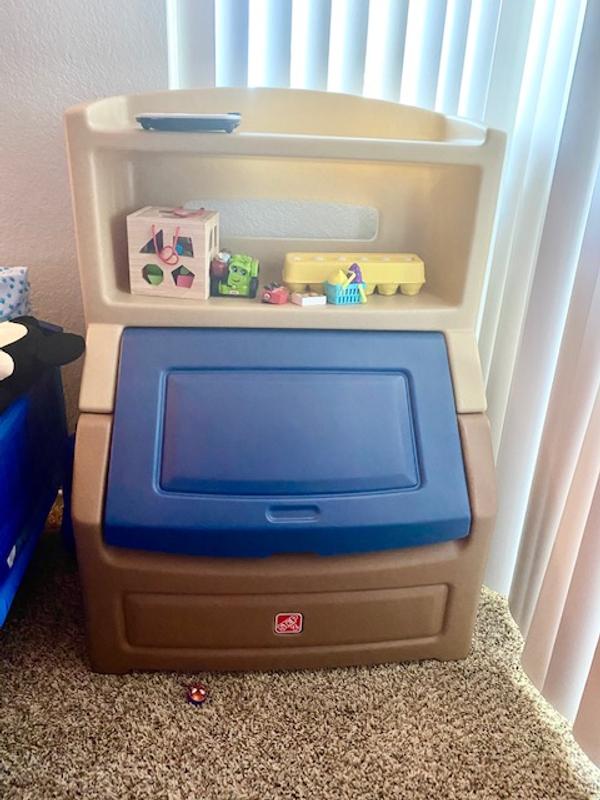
left=67, top=87, right=489, bottom=148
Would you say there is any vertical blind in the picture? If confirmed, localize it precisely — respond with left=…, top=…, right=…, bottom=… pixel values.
left=167, top=0, right=599, bottom=764
left=169, top=0, right=506, bottom=118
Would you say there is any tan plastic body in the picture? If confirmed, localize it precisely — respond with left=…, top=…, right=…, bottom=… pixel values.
left=66, top=89, right=502, bottom=672
left=72, top=413, right=495, bottom=673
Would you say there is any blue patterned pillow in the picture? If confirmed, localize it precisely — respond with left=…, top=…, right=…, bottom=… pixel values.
left=0, top=267, right=31, bottom=322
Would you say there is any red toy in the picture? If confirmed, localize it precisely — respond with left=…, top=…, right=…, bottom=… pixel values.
left=186, top=682, right=209, bottom=707
left=210, top=251, right=231, bottom=281
left=261, top=282, right=289, bottom=304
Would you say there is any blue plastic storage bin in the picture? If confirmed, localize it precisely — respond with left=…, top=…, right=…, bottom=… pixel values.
left=0, top=368, right=66, bottom=624
left=104, top=328, right=471, bottom=559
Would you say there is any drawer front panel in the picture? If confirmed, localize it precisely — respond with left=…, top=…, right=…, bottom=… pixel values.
left=125, top=583, right=448, bottom=649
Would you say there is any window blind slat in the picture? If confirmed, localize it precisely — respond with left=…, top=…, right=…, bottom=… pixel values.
left=168, top=0, right=215, bottom=88
left=458, top=0, right=502, bottom=120
left=328, top=0, right=370, bottom=95
left=401, top=0, right=448, bottom=109
left=248, top=0, right=293, bottom=88
left=363, top=0, right=409, bottom=101
left=435, top=0, right=471, bottom=115
left=483, top=0, right=536, bottom=129
left=291, top=0, right=332, bottom=90
left=541, top=429, right=600, bottom=722
left=216, top=0, right=249, bottom=87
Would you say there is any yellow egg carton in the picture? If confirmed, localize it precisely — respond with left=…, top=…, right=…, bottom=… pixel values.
left=283, top=252, right=425, bottom=296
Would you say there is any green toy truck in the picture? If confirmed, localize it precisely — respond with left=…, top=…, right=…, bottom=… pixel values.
left=212, top=254, right=259, bottom=298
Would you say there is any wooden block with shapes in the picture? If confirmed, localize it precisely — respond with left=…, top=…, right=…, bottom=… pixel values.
left=127, top=206, right=219, bottom=301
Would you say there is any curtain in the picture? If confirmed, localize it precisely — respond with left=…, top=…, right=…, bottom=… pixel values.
left=495, top=0, right=600, bottom=766
left=166, top=0, right=600, bottom=764
left=517, top=156, right=600, bottom=763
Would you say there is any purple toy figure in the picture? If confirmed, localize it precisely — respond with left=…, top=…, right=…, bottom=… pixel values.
left=348, top=263, right=363, bottom=283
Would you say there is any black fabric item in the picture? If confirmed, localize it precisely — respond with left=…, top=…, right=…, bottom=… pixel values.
left=0, top=317, right=85, bottom=414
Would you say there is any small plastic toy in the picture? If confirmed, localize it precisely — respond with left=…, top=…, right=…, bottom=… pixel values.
left=348, top=263, right=363, bottom=284
left=324, top=265, right=367, bottom=305
left=328, top=269, right=348, bottom=286
left=324, top=282, right=367, bottom=305
left=186, top=682, right=209, bottom=707
left=290, top=291, right=326, bottom=307
left=127, top=206, right=219, bottom=300
left=210, top=254, right=259, bottom=298
left=347, top=263, right=367, bottom=303
left=283, top=252, right=425, bottom=296
left=172, top=265, right=195, bottom=288
left=210, top=251, right=232, bottom=281
left=261, top=283, right=289, bottom=304
left=137, top=112, right=241, bottom=133
left=141, top=264, right=164, bottom=286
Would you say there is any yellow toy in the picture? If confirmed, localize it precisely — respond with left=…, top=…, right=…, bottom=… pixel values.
left=283, top=252, right=425, bottom=296
left=328, top=269, right=349, bottom=285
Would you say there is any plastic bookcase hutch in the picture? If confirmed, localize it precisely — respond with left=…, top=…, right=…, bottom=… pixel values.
left=66, top=88, right=503, bottom=673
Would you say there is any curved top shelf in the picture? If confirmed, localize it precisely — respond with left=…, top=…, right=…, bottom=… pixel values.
left=65, top=86, right=505, bottom=362
left=67, top=87, right=489, bottom=147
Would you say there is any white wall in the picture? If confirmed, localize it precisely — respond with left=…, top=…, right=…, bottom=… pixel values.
left=0, top=0, right=168, bottom=421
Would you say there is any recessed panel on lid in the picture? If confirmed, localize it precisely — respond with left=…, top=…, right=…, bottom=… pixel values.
left=161, top=370, right=418, bottom=495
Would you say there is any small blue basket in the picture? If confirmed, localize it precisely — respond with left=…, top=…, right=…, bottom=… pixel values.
left=324, top=281, right=366, bottom=305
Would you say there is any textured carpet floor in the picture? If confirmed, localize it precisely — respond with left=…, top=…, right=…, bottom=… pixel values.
left=1, top=534, right=599, bottom=800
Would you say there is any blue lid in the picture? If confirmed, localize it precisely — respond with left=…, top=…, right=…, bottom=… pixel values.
left=104, top=329, right=471, bottom=557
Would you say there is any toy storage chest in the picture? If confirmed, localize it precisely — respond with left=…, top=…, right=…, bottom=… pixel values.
left=66, top=88, right=503, bottom=673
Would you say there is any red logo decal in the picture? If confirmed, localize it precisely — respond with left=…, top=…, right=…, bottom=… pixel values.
left=274, top=612, right=303, bottom=635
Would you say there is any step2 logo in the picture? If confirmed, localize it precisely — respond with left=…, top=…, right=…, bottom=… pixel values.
left=274, top=612, right=303, bottom=635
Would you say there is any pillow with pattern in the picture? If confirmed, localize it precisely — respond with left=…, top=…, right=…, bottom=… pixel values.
left=0, top=267, right=31, bottom=322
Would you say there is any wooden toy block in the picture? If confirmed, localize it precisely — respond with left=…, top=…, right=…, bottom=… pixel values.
left=283, top=252, right=425, bottom=296
left=290, top=291, right=327, bottom=306
left=127, top=207, right=219, bottom=301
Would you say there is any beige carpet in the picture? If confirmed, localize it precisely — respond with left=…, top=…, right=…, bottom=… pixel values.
left=1, top=533, right=599, bottom=800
